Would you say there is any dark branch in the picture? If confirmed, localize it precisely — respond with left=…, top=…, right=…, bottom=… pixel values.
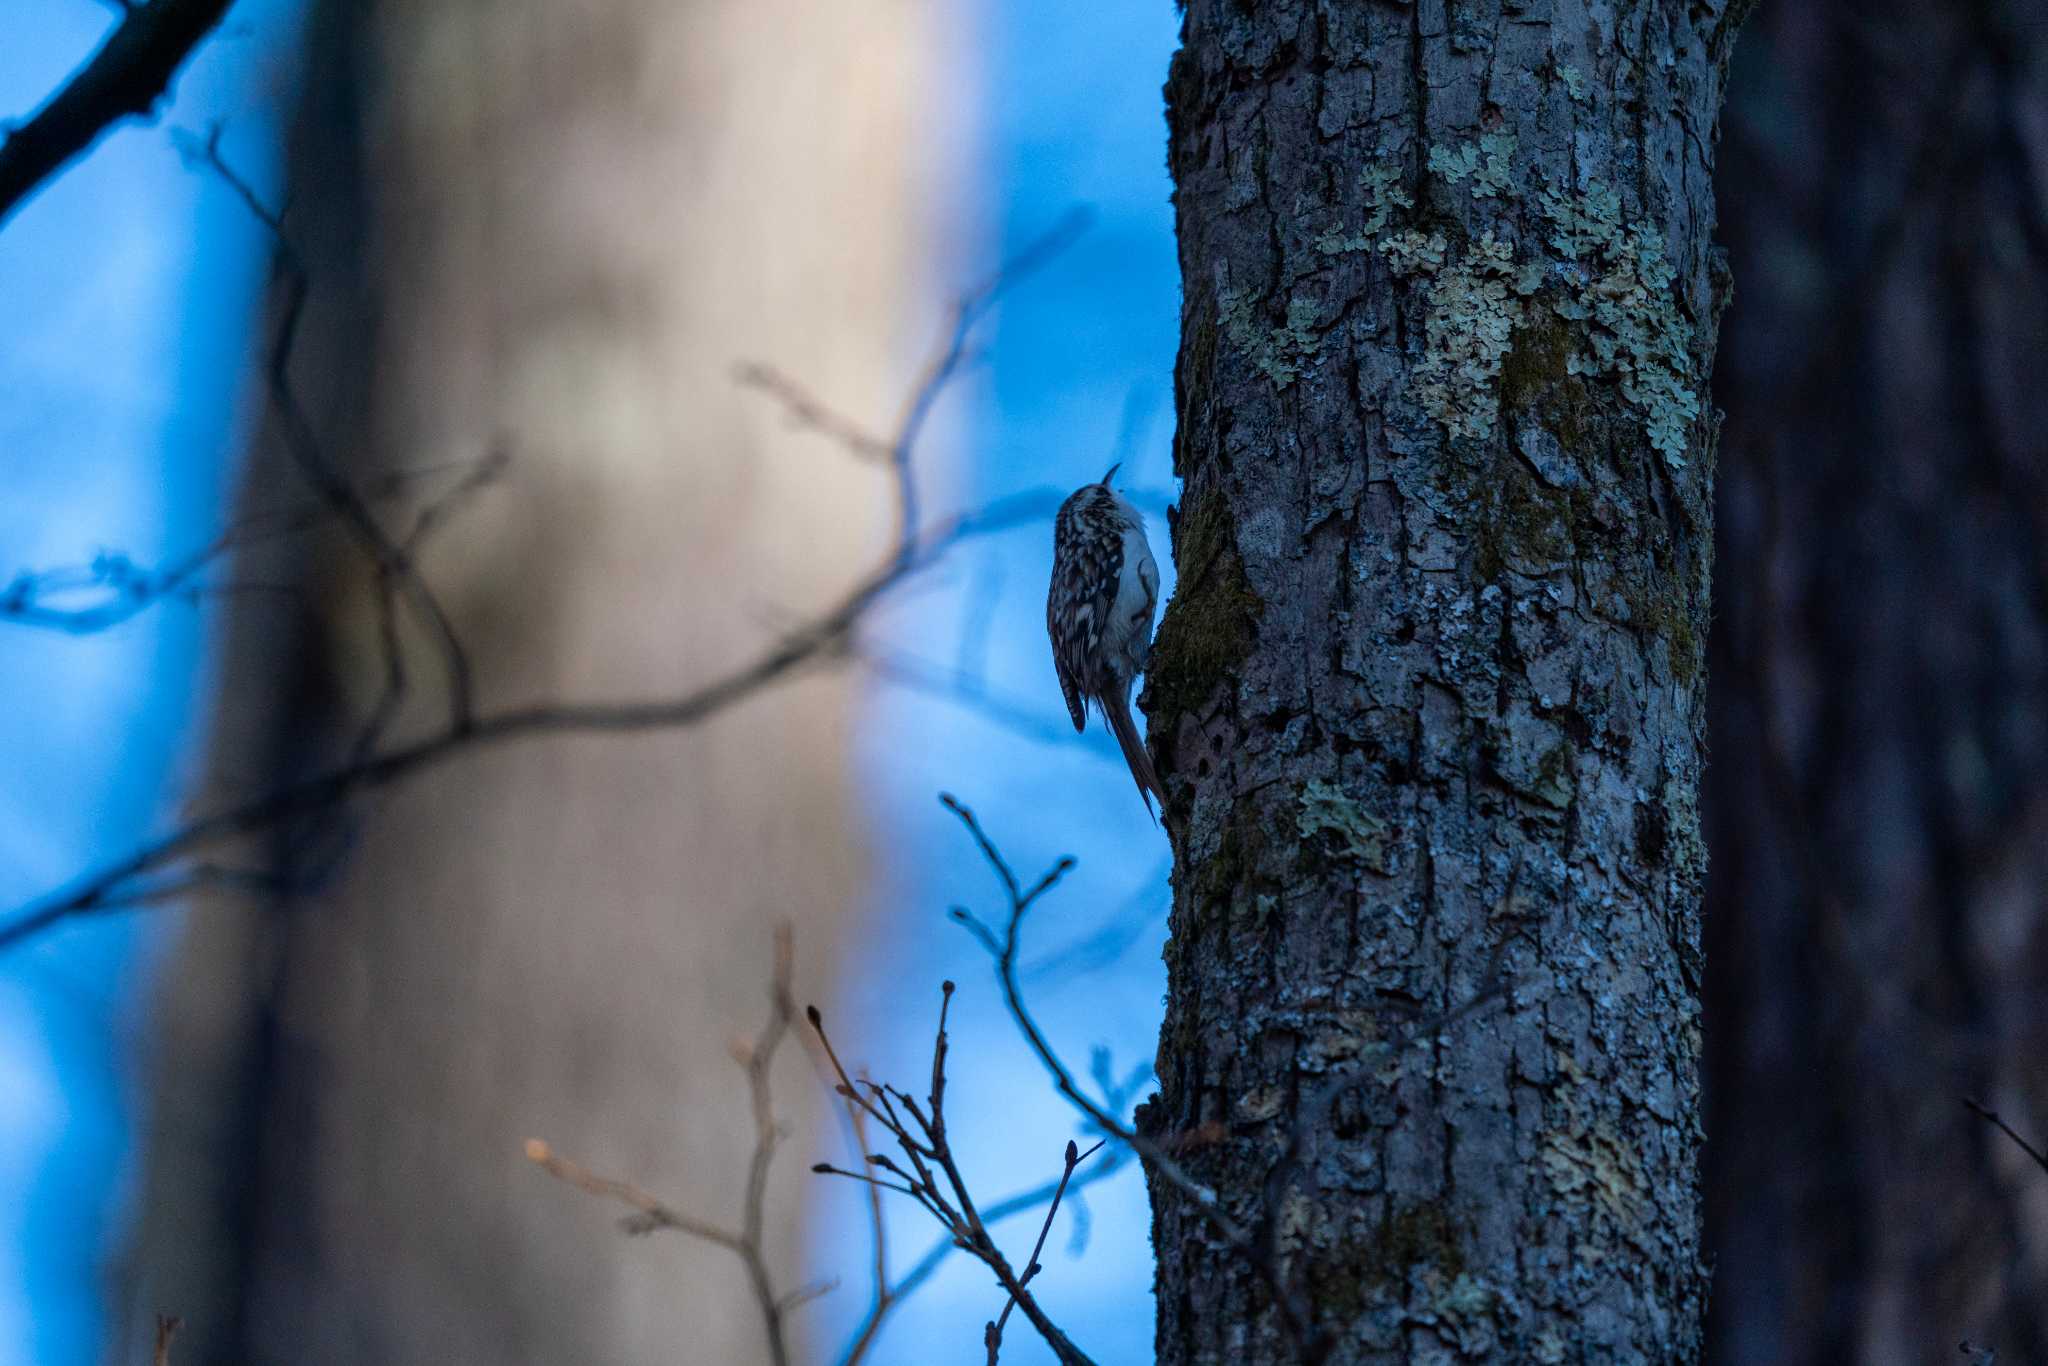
left=1964, top=1097, right=2048, bottom=1176
left=0, top=0, right=234, bottom=229
left=934, top=792, right=1511, bottom=1363
left=179, top=125, right=480, bottom=738
left=0, top=207, right=1091, bottom=953
left=987, top=1139, right=1104, bottom=1362
left=809, top=994, right=1100, bottom=1366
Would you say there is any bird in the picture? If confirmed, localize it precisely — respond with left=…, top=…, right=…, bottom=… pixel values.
left=1047, top=463, right=1165, bottom=816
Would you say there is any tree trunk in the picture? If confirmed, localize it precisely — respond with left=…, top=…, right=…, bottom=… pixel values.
left=1703, top=3, right=2048, bottom=1360
left=116, top=1, right=948, bottom=1361
left=1143, top=2, right=1748, bottom=1360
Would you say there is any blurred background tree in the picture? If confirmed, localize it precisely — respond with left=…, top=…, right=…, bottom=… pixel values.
left=112, top=0, right=951, bottom=1360
left=1703, top=1, right=2048, bottom=1360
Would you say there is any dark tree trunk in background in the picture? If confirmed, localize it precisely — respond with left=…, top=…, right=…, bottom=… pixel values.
left=1143, top=2, right=1748, bottom=1359
left=1704, top=4, right=2048, bottom=1362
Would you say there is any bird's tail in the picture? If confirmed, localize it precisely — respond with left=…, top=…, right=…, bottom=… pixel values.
left=1101, top=690, right=1166, bottom=820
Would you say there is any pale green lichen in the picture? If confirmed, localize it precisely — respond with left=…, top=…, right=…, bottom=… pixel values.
left=1380, top=228, right=1545, bottom=442
left=1539, top=184, right=1701, bottom=464
left=1319, top=162, right=1413, bottom=256
left=1557, top=64, right=1588, bottom=102
left=1475, top=133, right=1518, bottom=198
left=1351, top=138, right=1699, bottom=465
left=1435, top=1272, right=1496, bottom=1321
left=1429, top=142, right=1479, bottom=185
left=1220, top=285, right=1323, bottom=389
left=1429, top=134, right=1516, bottom=198
left=1362, top=161, right=1413, bottom=234
left=1409, top=233, right=1523, bottom=440
left=1541, top=1051, right=1651, bottom=1230
left=1296, top=779, right=1394, bottom=873
left=1379, top=228, right=1449, bottom=275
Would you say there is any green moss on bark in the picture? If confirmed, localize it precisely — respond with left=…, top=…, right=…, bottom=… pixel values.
left=1144, top=485, right=1264, bottom=742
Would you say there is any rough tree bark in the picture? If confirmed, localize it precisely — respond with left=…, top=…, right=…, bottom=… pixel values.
left=1142, top=3, right=1749, bottom=1360
left=1704, top=3, right=2048, bottom=1360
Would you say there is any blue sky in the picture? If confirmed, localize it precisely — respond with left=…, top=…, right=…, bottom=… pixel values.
left=0, top=2, right=1179, bottom=1362
left=0, top=3, right=296, bottom=1361
left=829, top=2, right=1182, bottom=1361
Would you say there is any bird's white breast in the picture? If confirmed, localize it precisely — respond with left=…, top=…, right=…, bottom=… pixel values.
left=1104, top=501, right=1158, bottom=677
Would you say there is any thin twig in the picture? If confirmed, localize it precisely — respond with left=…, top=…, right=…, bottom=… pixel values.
left=882, top=208, right=1095, bottom=568
left=523, top=1139, right=744, bottom=1249
left=937, top=795, right=1249, bottom=1234
left=987, top=1139, right=1104, bottom=1362
left=0, top=457, right=497, bottom=635
left=1964, top=1097, right=2048, bottom=1176
left=934, top=792, right=1512, bottom=1362
left=528, top=925, right=806, bottom=1366
left=833, top=1090, right=895, bottom=1364
left=809, top=992, right=1100, bottom=1366
left=0, top=205, right=1093, bottom=953
left=180, top=125, right=478, bottom=737
left=733, top=364, right=894, bottom=463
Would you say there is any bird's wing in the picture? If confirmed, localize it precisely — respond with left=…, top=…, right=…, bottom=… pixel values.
left=1051, top=619, right=1088, bottom=731
left=1048, top=502, right=1125, bottom=731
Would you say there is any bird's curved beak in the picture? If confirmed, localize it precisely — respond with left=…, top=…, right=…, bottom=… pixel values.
left=1099, top=462, right=1121, bottom=488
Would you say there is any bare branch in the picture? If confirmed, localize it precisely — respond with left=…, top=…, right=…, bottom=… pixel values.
left=178, top=124, right=479, bottom=737
left=932, top=792, right=1516, bottom=1363
left=0, top=206, right=1090, bottom=953
left=881, top=208, right=1094, bottom=568
left=808, top=995, right=1100, bottom=1366
left=1964, top=1097, right=2048, bottom=1176
left=875, top=1139, right=1131, bottom=1337
left=0, top=0, right=234, bottom=229
left=987, top=1139, right=1104, bottom=1362
left=734, top=363, right=894, bottom=464
left=524, top=1139, right=744, bottom=1249
left=1, top=457, right=498, bottom=636
left=529, top=925, right=806, bottom=1366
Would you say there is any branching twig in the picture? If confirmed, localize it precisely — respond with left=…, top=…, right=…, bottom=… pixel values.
left=1, top=457, right=497, bottom=635
left=733, top=364, right=895, bottom=464
left=985, top=1138, right=1104, bottom=1363
left=179, top=124, right=478, bottom=738
left=828, top=1079, right=1134, bottom=1364
left=1964, top=1097, right=2048, bottom=1176
left=810, top=988, right=1101, bottom=1366
left=0, top=210, right=1095, bottom=954
left=880, top=208, right=1094, bottom=567
left=524, top=1140, right=744, bottom=1247
left=935, top=792, right=1513, bottom=1363
left=528, top=925, right=803, bottom=1366
left=936, top=794, right=1261, bottom=1241
left=0, top=0, right=234, bottom=229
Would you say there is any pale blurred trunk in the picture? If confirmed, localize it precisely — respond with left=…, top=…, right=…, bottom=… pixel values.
left=116, top=1, right=951, bottom=1361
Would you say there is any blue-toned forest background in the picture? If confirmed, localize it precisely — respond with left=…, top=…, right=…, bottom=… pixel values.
left=3, top=1, right=2045, bottom=1363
